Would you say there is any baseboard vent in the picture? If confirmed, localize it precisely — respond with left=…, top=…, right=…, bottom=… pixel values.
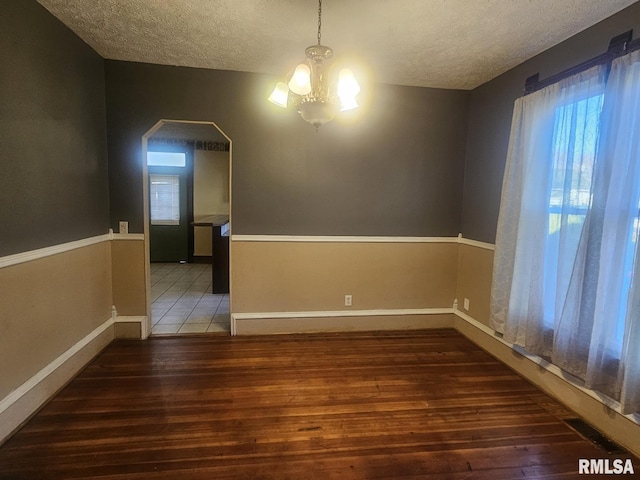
left=564, top=418, right=626, bottom=454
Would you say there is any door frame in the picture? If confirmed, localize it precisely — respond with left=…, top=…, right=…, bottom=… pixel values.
left=141, top=120, right=232, bottom=336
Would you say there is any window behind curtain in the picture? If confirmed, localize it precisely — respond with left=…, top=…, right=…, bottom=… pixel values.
left=545, top=92, right=637, bottom=353
left=610, top=189, right=640, bottom=350
left=544, top=94, right=603, bottom=328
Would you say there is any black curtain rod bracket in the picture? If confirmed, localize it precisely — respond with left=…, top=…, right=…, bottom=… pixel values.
left=524, top=29, right=635, bottom=95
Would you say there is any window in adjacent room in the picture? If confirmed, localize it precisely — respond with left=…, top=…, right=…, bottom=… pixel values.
left=149, top=175, right=180, bottom=225
left=147, top=151, right=186, bottom=167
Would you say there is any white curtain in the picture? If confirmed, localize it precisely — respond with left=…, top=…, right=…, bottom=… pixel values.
left=583, top=50, right=640, bottom=413
left=491, top=65, right=607, bottom=354
left=491, top=49, right=640, bottom=414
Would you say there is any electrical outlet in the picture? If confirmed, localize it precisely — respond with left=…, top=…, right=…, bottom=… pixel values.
left=345, top=294, right=352, bottom=307
left=119, top=221, right=129, bottom=234
left=463, top=298, right=470, bottom=311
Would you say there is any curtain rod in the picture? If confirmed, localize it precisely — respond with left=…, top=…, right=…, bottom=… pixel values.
left=524, top=29, right=638, bottom=95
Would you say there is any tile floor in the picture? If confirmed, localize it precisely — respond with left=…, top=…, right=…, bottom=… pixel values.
left=150, top=262, right=230, bottom=335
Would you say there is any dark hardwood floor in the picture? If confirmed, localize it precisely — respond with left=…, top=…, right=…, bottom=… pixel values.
left=0, top=330, right=637, bottom=479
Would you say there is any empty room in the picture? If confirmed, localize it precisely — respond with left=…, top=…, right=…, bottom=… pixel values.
left=1, top=0, right=640, bottom=478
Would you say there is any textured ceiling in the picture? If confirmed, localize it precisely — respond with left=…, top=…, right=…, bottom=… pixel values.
left=36, top=0, right=637, bottom=90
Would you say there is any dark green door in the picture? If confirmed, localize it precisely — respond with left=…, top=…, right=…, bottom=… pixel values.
left=148, top=164, right=189, bottom=263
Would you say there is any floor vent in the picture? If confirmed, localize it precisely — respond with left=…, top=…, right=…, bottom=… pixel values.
left=564, top=418, right=626, bottom=454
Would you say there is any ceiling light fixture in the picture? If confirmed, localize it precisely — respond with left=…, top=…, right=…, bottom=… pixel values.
left=268, top=0, right=361, bottom=129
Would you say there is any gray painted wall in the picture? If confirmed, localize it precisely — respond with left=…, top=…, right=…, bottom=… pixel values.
left=0, top=0, right=109, bottom=256
left=105, top=61, right=469, bottom=237
left=462, top=1, right=640, bottom=244
left=7, top=0, right=636, bottom=249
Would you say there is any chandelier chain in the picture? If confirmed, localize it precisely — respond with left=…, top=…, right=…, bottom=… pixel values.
left=317, top=0, right=322, bottom=45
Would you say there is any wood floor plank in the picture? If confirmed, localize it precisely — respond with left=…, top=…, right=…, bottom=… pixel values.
left=0, top=329, right=637, bottom=479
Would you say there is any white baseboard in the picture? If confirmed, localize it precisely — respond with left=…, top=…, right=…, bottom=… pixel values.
left=452, top=307, right=640, bottom=457
left=115, top=315, right=149, bottom=339
left=0, top=317, right=115, bottom=445
left=453, top=308, right=625, bottom=412
left=232, top=308, right=455, bottom=336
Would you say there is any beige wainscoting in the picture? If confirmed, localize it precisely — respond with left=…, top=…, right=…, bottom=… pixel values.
left=0, top=238, right=114, bottom=443
left=111, top=237, right=147, bottom=317
left=455, top=241, right=494, bottom=326
left=111, top=236, right=148, bottom=339
left=231, top=239, right=458, bottom=334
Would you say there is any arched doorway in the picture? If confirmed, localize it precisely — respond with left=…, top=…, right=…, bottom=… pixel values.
left=141, top=120, right=232, bottom=335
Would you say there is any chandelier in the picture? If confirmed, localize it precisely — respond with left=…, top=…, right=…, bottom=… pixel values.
left=268, top=0, right=361, bottom=129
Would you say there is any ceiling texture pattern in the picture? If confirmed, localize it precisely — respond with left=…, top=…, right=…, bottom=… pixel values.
left=37, top=0, right=637, bottom=90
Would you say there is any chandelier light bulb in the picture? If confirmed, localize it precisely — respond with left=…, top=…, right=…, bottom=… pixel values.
left=339, top=96, right=359, bottom=112
left=337, top=68, right=360, bottom=98
left=288, top=64, right=312, bottom=95
left=268, top=82, right=289, bottom=108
